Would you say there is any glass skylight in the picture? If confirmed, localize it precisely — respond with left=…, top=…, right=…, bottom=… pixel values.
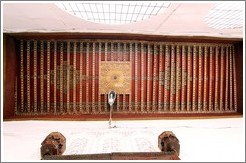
left=56, top=1, right=170, bottom=25
left=204, top=2, right=244, bottom=29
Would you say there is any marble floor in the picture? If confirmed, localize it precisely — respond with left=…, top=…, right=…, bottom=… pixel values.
left=2, top=117, right=245, bottom=162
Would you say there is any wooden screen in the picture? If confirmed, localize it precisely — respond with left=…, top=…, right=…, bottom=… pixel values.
left=15, top=39, right=237, bottom=115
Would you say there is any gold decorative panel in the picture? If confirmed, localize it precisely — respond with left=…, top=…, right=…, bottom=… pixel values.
left=99, top=62, right=131, bottom=94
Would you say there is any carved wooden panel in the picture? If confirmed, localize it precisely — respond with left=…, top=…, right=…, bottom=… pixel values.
left=14, top=39, right=238, bottom=115
left=99, top=62, right=131, bottom=94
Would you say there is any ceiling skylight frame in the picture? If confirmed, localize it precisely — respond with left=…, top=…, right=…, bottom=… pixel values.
left=56, top=1, right=171, bottom=25
left=204, top=2, right=244, bottom=29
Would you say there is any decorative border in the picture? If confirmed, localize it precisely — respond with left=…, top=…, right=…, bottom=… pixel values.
left=98, top=42, right=102, bottom=112
left=214, top=46, right=219, bottom=111
left=54, top=41, right=57, bottom=113
left=153, top=44, right=157, bottom=112
left=79, top=41, right=83, bottom=113
left=181, top=45, right=186, bottom=112
left=47, top=41, right=50, bottom=113
left=134, top=43, right=138, bottom=111
left=203, top=46, right=208, bottom=111
left=208, top=46, right=214, bottom=111
left=232, top=46, right=237, bottom=111
left=92, top=42, right=96, bottom=113
left=27, top=40, right=30, bottom=113
left=40, top=41, right=44, bottom=113
left=225, top=46, right=229, bottom=111
left=20, top=40, right=24, bottom=112
left=192, top=46, right=197, bottom=111
left=170, top=45, right=175, bottom=111
left=86, top=42, right=89, bottom=112
left=158, top=45, right=163, bottom=112
left=229, top=46, right=233, bottom=110
left=175, top=45, right=181, bottom=112
left=60, top=42, right=63, bottom=113
left=220, top=46, right=224, bottom=111
left=73, top=41, right=77, bottom=112
left=141, top=42, right=144, bottom=112
left=147, top=43, right=150, bottom=112
left=198, top=46, right=203, bottom=112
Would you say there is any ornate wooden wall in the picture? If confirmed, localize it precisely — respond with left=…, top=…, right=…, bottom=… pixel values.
left=14, top=39, right=238, bottom=116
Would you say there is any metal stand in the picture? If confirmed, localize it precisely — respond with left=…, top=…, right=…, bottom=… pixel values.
left=108, top=90, right=117, bottom=128
left=109, top=105, right=116, bottom=128
left=109, top=105, right=112, bottom=127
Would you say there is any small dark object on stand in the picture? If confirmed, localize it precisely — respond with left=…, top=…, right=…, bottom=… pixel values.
left=40, top=132, right=66, bottom=159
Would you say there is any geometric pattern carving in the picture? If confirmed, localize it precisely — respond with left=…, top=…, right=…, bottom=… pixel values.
left=50, top=61, right=81, bottom=94
left=99, top=61, right=131, bottom=94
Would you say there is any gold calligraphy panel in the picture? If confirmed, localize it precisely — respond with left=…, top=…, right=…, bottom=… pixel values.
left=99, top=62, right=131, bottom=94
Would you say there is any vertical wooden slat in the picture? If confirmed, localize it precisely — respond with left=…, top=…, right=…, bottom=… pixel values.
left=98, top=42, right=102, bottom=112
left=111, top=42, right=113, bottom=61
left=170, top=45, right=175, bottom=111
left=104, top=42, right=108, bottom=112
left=79, top=41, right=83, bottom=112
left=123, top=43, right=127, bottom=61
left=220, top=46, right=224, bottom=111
left=117, top=42, right=120, bottom=61
left=214, top=46, right=219, bottom=111
left=105, top=93, right=107, bottom=112
left=47, top=41, right=50, bottom=113
left=147, top=43, right=150, bottom=112
left=60, top=42, right=63, bottom=113
left=27, top=40, right=30, bottom=113
left=117, top=93, right=120, bottom=112
left=105, top=42, right=108, bottom=62
left=123, top=42, right=127, bottom=111
left=117, top=42, right=120, bottom=112
left=54, top=41, right=57, bottom=113
left=164, top=45, right=170, bottom=111
left=141, top=42, right=144, bottom=112
left=232, top=45, right=237, bottom=111
left=225, top=46, right=229, bottom=111
left=92, top=42, right=96, bottom=113
left=34, top=40, right=37, bottom=113
left=187, top=45, right=192, bottom=112
left=73, top=41, right=77, bottom=112
left=181, top=45, right=187, bottom=112
left=129, top=43, right=132, bottom=112
left=67, top=41, right=70, bottom=113
left=86, top=42, right=89, bottom=113
left=203, top=46, right=208, bottom=111
left=208, top=46, right=214, bottom=111
left=135, top=43, right=138, bottom=112
left=158, top=44, right=163, bottom=112
left=192, top=45, right=198, bottom=111
left=20, top=40, right=24, bottom=112
left=40, top=41, right=44, bottom=113
left=175, top=45, right=181, bottom=111
left=153, top=44, right=157, bottom=112
left=229, top=46, right=233, bottom=111
left=198, top=46, right=203, bottom=112
left=15, top=76, right=17, bottom=114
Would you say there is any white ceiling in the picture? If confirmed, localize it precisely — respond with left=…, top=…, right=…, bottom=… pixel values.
left=2, top=2, right=244, bottom=38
